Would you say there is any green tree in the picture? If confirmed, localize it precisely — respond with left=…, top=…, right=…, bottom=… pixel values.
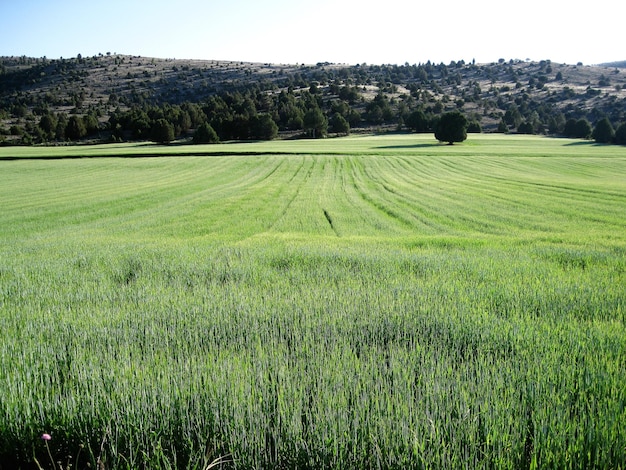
left=563, top=118, right=578, bottom=137
left=504, top=104, right=522, bottom=128
left=366, top=94, right=393, bottom=123
left=592, top=117, right=615, bottom=143
left=303, top=107, right=327, bottom=138
left=83, top=111, right=100, bottom=135
left=406, top=109, right=429, bottom=132
left=250, top=114, right=278, bottom=140
left=517, top=121, right=534, bottom=134
left=39, top=113, right=58, bottom=140
left=615, top=123, right=626, bottom=145
left=366, top=104, right=384, bottom=125
left=575, top=118, right=592, bottom=139
left=434, top=111, right=468, bottom=144
left=65, top=115, right=87, bottom=140
left=467, top=120, right=482, bottom=133
left=330, top=113, right=350, bottom=136
left=55, top=114, right=68, bottom=140
left=564, top=118, right=592, bottom=139
left=347, top=109, right=362, bottom=127
left=192, top=122, right=219, bottom=144
left=548, top=113, right=566, bottom=134
left=151, top=118, right=175, bottom=143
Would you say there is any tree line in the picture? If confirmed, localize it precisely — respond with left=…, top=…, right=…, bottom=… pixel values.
left=6, top=90, right=626, bottom=146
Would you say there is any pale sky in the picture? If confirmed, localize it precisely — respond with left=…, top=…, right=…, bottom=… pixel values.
left=1, top=0, right=622, bottom=66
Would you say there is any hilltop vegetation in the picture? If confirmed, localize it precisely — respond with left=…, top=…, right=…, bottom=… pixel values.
left=1, top=54, right=626, bottom=145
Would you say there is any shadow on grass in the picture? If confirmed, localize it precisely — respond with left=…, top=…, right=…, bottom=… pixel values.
left=0, top=149, right=295, bottom=161
left=374, top=143, right=442, bottom=150
left=563, top=141, right=604, bottom=147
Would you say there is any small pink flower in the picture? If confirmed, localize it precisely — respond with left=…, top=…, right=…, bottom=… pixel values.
left=41, top=433, right=52, bottom=441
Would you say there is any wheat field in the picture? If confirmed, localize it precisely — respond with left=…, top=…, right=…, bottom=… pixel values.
left=1, top=135, right=625, bottom=469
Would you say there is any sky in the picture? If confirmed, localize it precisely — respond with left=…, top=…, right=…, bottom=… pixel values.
left=1, top=0, right=623, bottom=66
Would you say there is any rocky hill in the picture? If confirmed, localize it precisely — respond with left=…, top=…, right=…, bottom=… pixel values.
left=1, top=54, right=625, bottom=144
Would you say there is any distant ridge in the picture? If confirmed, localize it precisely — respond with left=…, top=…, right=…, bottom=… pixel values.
left=2, top=54, right=626, bottom=144
left=600, top=60, right=626, bottom=68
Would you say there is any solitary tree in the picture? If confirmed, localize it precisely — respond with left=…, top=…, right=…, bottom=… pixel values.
left=435, top=111, right=468, bottom=144
left=592, top=117, right=614, bottom=143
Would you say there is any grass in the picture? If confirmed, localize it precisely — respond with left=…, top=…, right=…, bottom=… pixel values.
left=0, top=134, right=625, bottom=469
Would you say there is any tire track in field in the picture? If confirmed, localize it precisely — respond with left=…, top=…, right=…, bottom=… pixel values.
left=1, top=157, right=240, bottom=236
left=98, top=156, right=289, bottom=238
left=389, top=155, right=626, bottom=236
left=477, top=177, right=626, bottom=231
left=265, top=157, right=315, bottom=233
left=366, top=156, right=472, bottom=233
left=359, top=156, right=526, bottom=236
left=388, top=157, right=537, bottom=234
left=316, top=156, right=344, bottom=237
left=337, top=157, right=404, bottom=235
left=444, top=157, right=626, bottom=231
left=347, top=156, right=446, bottom=235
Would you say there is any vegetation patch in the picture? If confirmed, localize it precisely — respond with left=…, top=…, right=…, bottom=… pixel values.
left=0, top=135, right=625, bottom=468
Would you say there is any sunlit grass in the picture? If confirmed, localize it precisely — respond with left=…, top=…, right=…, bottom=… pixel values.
left=1, top=134, right=625, bottom=468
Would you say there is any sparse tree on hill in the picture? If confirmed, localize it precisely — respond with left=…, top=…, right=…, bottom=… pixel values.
left=434, top=111, right=468, bottom=144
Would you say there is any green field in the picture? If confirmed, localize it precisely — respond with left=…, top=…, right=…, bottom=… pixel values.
left=1, top=134, right=625, bottom=469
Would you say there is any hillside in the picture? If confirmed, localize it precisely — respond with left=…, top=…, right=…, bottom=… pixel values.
left=1, top=54, right=625, bottom=144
